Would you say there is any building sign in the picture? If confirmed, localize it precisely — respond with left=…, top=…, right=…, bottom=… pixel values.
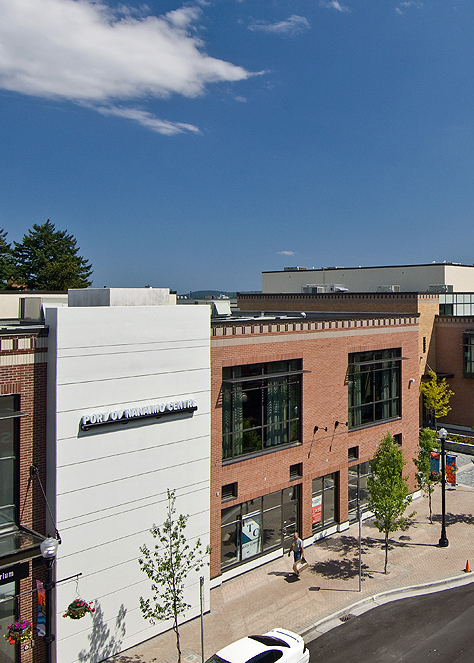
left=81, top=399, right=198, bottom=431
left=241, top=517, right=261, bottom=560
left=0, top=562, right=29, bottom=586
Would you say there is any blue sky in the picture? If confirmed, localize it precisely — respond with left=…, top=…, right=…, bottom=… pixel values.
left=1, top=0, right=474, bottom=293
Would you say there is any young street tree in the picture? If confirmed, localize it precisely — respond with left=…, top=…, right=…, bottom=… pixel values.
left=367, top=433, right=414, bottom=574
left=138, top=489, right=210, bottom=663
left=13, top=220, right=92, bottom=290
left=419, top=370, right=454, bottom=431
left=414, top=428, right=441, bottom=524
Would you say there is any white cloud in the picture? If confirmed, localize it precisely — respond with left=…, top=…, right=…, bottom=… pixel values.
left=248, top=15, right=310, bottom=36
left=277, top=250, right=296, bottom=256
left=95, top=106, right=201, bottom=136
left=396, top=1, right=423, bottom=14
left=0, top=0, right=254, bottom=133
left=319, top=1, right=350, bottom=13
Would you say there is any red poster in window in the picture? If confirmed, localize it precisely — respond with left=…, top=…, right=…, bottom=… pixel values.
left=312, top=495, right=322, bottom=524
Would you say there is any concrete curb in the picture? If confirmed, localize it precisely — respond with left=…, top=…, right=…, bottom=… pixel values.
left=301, top=572, right=474, bottom=640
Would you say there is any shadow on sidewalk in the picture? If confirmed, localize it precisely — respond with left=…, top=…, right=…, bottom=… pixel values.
left=310, top=556, right=373, bottom=580
left=432, top=512, right=474, bottom=526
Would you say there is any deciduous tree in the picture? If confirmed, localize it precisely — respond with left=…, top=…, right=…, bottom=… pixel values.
left=414, top=428, right=441, bottom=523
left=367, top=433, right=414, bottom=574
left=138, top=489, right=210, bottom=663
left=420, top=370, right=454, bottom=430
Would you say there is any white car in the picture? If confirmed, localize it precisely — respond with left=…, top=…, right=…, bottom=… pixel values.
left=205, top=628, right=310, bottom=663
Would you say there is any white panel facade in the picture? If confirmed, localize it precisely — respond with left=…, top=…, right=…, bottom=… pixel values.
left=45, top=303, right=211, bottom=663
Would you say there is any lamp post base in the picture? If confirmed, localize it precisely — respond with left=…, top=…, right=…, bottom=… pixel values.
left=438, top=536, right=449, bottom=548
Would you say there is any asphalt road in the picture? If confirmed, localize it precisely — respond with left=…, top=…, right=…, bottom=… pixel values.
left=307, top=584, right=474, bottom=662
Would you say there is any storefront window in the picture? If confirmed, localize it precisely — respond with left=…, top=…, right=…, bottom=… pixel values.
left=221, top=487, right=300, bottom=570
left=222, top=361, right=302, bottom=460
left=0, top=581, right=16, bottom=663
left=312, top=473, right=337, bottom=532
left=348, top=461, right=372, bottom=522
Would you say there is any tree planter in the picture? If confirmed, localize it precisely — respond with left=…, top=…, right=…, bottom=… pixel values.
left=63, top=599, right=95, bottom=620
left=4, top=620, right=32, bottom=644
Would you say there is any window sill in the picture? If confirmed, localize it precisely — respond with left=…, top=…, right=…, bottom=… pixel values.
left=222, top=441, right=302, bottom=465
left=348, top=417, right=401, bottom=433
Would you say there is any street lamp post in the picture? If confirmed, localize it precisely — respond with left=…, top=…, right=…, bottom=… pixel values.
left=438, top=428, right=449, bottom=548
left=40, top=537, right=59, bottom=663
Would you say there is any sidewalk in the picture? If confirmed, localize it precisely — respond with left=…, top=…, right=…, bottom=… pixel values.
left=108, top=485, right=474, bottom=663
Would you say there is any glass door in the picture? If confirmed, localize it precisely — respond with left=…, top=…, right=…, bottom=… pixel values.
left=282, top=485, right=300, bottom=552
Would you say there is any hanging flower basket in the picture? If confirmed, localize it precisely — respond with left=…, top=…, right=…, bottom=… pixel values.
left=63, top=599, right=95, bottom=620
left=4, top=620, right=32, bottom=644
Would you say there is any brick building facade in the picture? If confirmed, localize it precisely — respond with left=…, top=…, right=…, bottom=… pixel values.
left=434, top=316, right=474, bottom=429
left=210, top=313, right=420, bottom=582
left=0, top=325, right=49, bottom=663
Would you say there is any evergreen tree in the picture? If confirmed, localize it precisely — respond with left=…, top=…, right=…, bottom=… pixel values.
left=138, top=489, right=210, bottom=663
left=13, top=220, right=92, bottom=290
left=367, top=433, right=414, bottom=574
left=0, top=229, right=15, bottom=289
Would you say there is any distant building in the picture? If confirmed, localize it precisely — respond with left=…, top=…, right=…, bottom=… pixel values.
left=262, top=262, right=474, bottom=298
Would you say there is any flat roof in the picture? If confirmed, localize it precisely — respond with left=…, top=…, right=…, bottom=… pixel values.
left=212, top=310, right=420, bottom=324
left=262, top=262, right=473, bottom=273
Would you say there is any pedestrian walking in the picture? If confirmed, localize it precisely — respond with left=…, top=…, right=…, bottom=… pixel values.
left=288, top=532, right=305, bottom=576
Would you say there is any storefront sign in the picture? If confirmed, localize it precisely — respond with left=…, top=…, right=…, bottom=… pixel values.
left=81, top=399, right=198, bottom=431
left=0, top=562, right=29, bottom=586
left=312, top=495, right=322, bottom=524
left=241, top=517, right=261, bottom=560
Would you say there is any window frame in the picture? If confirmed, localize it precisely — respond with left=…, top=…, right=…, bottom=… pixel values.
left=0, top=395, right=22, bottom=534
left=220, top=486, right=300, bottom=571
left=463, top=332, right=474, bottom=378
left=222, top=360, right=303, bottom=461
left=348, top=349, right=402, bottom=430
left=348, top=461, right=373, bottom=523
left=311, top=473, right=338, bottom=533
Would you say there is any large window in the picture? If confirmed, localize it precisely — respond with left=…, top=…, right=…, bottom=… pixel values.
left=348, top=461, right=372, bottom=522
left=222, top=360, right=302, bottom=461
left=0, top=395, right=20, bottom=533
left=221, top=487, right=300, bottom=570
left=348, top=349, right=401, bottom=429
left=463, top=332, right=474, bottom=377
left=312, top=473, right=338, bottom=532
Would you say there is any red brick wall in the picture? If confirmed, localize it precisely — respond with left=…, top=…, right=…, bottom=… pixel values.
left=434, top=317, right=473, bottom=427
left=0, top=331, right=48, bottom=663
left=210, top=321, right=420, bottom=579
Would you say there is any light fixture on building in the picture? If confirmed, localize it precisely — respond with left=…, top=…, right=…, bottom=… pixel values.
left=313, top=425, right=327, bottom=434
